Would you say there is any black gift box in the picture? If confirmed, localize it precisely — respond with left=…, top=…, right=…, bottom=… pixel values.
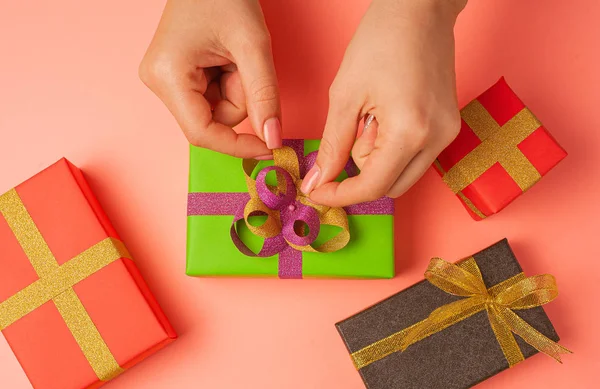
left=336, top=239, right=561, bottom=389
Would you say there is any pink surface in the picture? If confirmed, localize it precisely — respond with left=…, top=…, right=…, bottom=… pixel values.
left=0, top=0, right=598, bottom=388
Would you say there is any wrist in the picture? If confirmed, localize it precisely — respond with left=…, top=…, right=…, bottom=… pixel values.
left=440, top=0, right=468, bottom=16
left=374, top=0, right=466, bottom=24
left=437, top=0, right=468, bottom=14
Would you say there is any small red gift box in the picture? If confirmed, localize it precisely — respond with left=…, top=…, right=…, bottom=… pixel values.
left=435, top=78, right=567, bottom=220
left=0, top=159, right=176, bottom=389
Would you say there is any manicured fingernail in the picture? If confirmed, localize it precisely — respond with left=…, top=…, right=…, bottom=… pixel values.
left=263, top=117, right=282, bottom=149
left=364, top=114, right=375, bottom=129
left=363, top=114, right=376, bottom=134
left=301, top=165, right=321, bottom=194
left=254, top=154, right=273, bottom=160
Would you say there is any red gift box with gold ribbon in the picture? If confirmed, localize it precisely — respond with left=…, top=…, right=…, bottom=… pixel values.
left=435, top=78, right=567, bottom=220
left=0, top=159, right=176, bottom=389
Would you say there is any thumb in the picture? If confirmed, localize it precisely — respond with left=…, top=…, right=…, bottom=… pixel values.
left=301, top=95, right=360, bottom=194
left=234, top=37, right=282, bottom=150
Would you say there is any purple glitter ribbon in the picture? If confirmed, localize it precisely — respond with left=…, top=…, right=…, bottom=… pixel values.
left=187, top=140, right=394, bottom=278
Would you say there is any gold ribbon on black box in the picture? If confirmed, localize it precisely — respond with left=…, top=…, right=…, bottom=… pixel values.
left=351, top=256, right=572, bottom=370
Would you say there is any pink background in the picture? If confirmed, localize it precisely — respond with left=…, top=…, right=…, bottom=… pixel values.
left=1, top=0, right=599, bottom=388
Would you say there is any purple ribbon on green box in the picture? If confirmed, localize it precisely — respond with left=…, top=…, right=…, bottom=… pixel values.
left=187, top=140, right=395, bottom=279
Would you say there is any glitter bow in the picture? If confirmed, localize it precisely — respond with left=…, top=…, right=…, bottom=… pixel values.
left=231, top=146, right=350, bottom=257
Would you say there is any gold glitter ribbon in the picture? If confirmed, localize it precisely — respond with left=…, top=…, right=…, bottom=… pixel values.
left=241, top=146, right=350, bottom=252
left=0, top=189, right=128, bottom=381
left=351, top=256, right=571, bottom=370
left=440, top=100, right=543, bottom=210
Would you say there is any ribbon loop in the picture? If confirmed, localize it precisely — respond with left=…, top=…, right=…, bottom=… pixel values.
left=255, top=166, right=296, bottom=210
left=233, top=146, right=350, bottom=256
left=281, top=204, right=320, bottom=247
left=425, top=257, right=488, bottom=296
left=494, top=274, right=558, bottom=309
left=243, top=198, right=281, bottom=239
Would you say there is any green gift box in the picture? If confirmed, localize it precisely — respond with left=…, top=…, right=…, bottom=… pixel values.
left=186, top=139, right=395, bottom=278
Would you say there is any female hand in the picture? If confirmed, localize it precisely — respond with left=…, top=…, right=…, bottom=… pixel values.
left=302, top=0, right=467, bottom=206
left=139, top=0, right=282, bottom=159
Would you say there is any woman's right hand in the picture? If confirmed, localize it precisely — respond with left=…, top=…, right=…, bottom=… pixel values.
left=139, top=0, right=282, bottom=158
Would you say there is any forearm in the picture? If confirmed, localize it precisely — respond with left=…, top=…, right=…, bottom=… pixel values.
left=370, top=0, right=467, bottom=26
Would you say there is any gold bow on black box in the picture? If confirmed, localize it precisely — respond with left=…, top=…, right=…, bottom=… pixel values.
left=351, top=256, right=571, bottom=369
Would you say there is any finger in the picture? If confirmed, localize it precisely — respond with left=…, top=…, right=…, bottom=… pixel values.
left=219, top=69, right=246, bottom=112
left=384, top=149, right=435, bottom=198
left=309, top=121, right=424, bottom=207
left=167, top=82, right=270, bottom=158
left=352, top=115, right=378, bottom=170
left=190, top=67, right=222, bottom=107
left=139, top=56, right=270, bottom=158
left=205, top=71, right=247, bottom=127
left=203, top=67, right=221, bottom=85
left=386, top=133, right=456, bottom=197
left=212, top=97, right=247, bottom=127
left=232, top=36, right=282, bottom=149
left=189, top=67, right=220, bottom=96
left=204, top=80, right=222, bottom=106
left=300, top=94, right=362, bottom=194
left=181, top=89, right=270, bottom=157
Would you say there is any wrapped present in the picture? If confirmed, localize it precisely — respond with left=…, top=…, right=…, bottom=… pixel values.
left=187, top=139, right=395, bottom=278
left=0, top=159, right=177, bottom=389
left=435, top=78, right=567, bottom=220
left=336, top=239, right=570, bottom=389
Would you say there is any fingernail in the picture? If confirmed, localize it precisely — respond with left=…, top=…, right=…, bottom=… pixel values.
left=254, top=154, right=273, bottom=160
left=263, top=117, right=282, bottom=149
left=301, top=165, right=321, bottom=194
left=363, top=114, right=376, bottom=134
